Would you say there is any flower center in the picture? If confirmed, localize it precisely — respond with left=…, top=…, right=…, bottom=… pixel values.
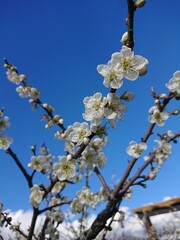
left=122, top=58, right=132, bottom=71
left=109, top=72, right=117, bottom=82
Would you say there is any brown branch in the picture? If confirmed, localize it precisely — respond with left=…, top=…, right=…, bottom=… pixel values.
left=126, top=0, right=136, bottom=49
left=27, top=208, right=39, bottom=240
left=6, top=148, right=33, bottom=188
left=1, top=212, right=28, bottom=239
left=38, top=200, right=72, bottom=215
left=93, top=167, right=111, bottom=197
left=113, top=92, right=174, bottom=198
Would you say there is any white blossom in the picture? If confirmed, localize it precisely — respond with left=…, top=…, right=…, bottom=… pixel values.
left=47, top=209, right=64, bottom=223
left=6, top=68, right=26, bottom=85
left=83, top=92, right=107, bottom=126
left=166, top=70, right=180, bottom=94
left=91, top=137, right=107, bottom=151
left=112, top=45, right=148, bottom=80
left=144, top=139, right=172, bottom=167
left=28, top=154, right=54, bottom=173
left=51, top=182, right=63, bottom=194
left=29, top=87, right=40, bottom=100
left=66, top=122, right=91, bottom=146
left=126, top=141, right=147, bottom=158
left=104, top=93, right=127, bottom=121
left=30, top=185, right=44, bottom=208
left=16, top=86, right=40, bottom=99
left=70, top=198, right=84, bottom=214
left=16, top=86, right=29, bottom=98
left=28, top=156, right=44, bottom=172
left=0, top=134, right=13, bottom=150
left=94, top=152, right=106, bottom=169
left=53, top=156, right=76, bottom=181
left=97, top=60, right=123, bottom=89
left=148, top=107, right=169, bottom=126
left=81, top=148, right=97, bottom=169
left=76, top=187, right=99, bottom=209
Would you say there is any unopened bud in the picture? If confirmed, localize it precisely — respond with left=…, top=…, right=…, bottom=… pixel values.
left=58, top=118, right=64, bottom=125
left=42, top=103, right=48, bottom=109
left=83, top=137, right=90, bottom=145
left=155, top=99, right=160, bottom=105
left=20, top=74, right=26, bottom=81
left=47, top=105, right=54, bottom=113
left=54, top=115, right=60, bottom=122
left=120, top=32, right=128, bottom=45
left=121, top=91, right=135, bottom=101
left=135, top=0, right=146, bottom=8
left=159, top=93, right=168, bottom=99
left=139, top=66, right=148, bottom=76
left=67, top=154, right=72, bottom=161
left=29, top=99, right=34, bottom=103
left=4, top=63, right=8, bottom=68
left=172, top=109, right=180, bottom=115
left=60, top=133, right=66, bottom=138
left=31, top=145, right=36, bottom=152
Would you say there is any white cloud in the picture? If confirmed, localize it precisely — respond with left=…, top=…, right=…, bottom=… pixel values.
left=1, top=202, right=180, bottom=240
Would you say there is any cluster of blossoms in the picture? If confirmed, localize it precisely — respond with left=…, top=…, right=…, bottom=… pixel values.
left=83, top=92, right=127, bottom=128
left=81, top=46, right=148, bottom=129
left=28, top=144, right=54, bottom=173
left=148, top=106, right=169, bottom=126
left=45, top=208, right=65, bottom=240
left=30, top=184, right=44, bottom=208
left=4, top=62, right=40, bottom=100
left=79, top=137, right=107, bottom=170
left=97, top=45, right=148, bottom=89
left=70, top=187, right=100, bottom=214
left=0, top=110, right=13, bottom=150
left=126, top=141, right=147, bottom=158
left=144, top=132, right=173, bottom=167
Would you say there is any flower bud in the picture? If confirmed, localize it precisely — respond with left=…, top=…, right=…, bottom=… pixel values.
left=58, top=118, right=64, bottom=125
left=42, top=103, right=48, bottom=109
left=53, top=115, right=60, bottom=122
left=120, top=32, right=128, bottom=45
left=67, top=154, right=72, bottom=161
left=60, top=133, right=66, bottom=138
left=135, top=0, right=146, bottom=8
left=155, top=99, right=160, bottom=105
left=139, top=66, right=147, bottom=76
left=31, top=145, right=36, bottom=152
left=172, top=109, right=180, bottom=115
left=83, top=137, right=90, bottom=145
left=20, top=74, right=26, bottom=81
left=159, top=93, right=168, bottom=99
left=121, top=91, right=135, bottom=101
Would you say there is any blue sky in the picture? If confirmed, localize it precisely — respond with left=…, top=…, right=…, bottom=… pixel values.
left=0, top=0, right=180, bottom=213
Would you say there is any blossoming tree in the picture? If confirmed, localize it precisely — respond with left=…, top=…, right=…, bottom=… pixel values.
left=0, top=0, right=180, bottom=239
